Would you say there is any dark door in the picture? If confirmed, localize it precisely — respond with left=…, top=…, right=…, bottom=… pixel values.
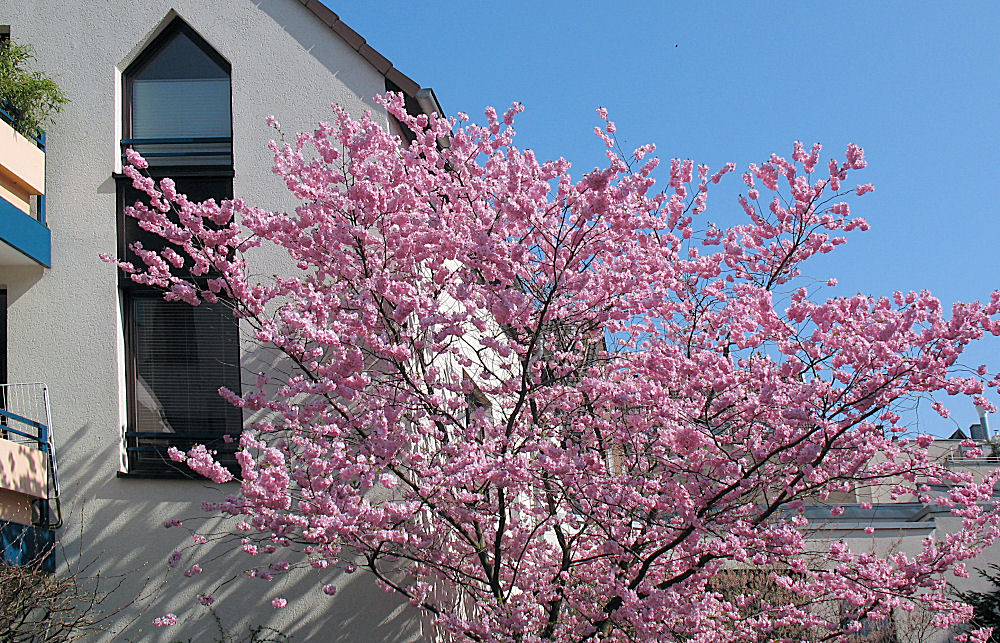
left=0, top=289, right=6, bottom=385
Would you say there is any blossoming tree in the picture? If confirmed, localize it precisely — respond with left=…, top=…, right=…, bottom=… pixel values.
left=110, top=94, right=1000, bottom=642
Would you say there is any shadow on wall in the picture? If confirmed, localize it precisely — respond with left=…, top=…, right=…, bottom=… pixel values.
left=53, top=402, right=425, bottom=641
left=251, top=0, right=384, bottom=116
left=234, top=339, right=428, bottom=642
left=3, top=265, right=46, bottom=304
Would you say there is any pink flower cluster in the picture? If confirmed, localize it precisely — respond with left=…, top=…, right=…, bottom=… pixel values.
left=152, top=613, right=177, bottom=627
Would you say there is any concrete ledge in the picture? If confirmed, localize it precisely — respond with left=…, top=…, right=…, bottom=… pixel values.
left=0, top=194, right=51, bottom=267
left=0, top=118, right=45, bottom=196
left=810, top=521, right=935, bottom=530
left=0, top=438, right=47, bottom=499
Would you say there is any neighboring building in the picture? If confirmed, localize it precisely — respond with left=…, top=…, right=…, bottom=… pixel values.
left=0, top=2, right=440, bottom=639
left=803, top=417, right=1000, bottom=642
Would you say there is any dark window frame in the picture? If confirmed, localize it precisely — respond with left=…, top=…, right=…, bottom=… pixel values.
left=1, top=289, right=6, bottom=387
left=116, top=172, right=243, bottom=480
left=118, top=19, right=241, bottom=479
left=120, top=293, right=242, bottom=478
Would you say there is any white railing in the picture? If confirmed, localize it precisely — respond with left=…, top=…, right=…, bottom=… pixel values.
left=0, top=382, right=61, bottom=527
left=947, top=445, right=1000, bottom=465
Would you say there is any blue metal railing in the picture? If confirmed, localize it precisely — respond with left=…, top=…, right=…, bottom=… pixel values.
left=0, top=408, right=47, bottom=441
left=0, top=102, right=46, bottom=149
left=37, top=130, right=45, bottom=224
left=0, top=101, right=47, bottom=226
left=0, top=383, right=61, bottom=530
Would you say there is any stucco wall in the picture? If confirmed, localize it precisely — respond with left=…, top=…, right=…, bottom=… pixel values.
left=0, top=1, right=424, bottom=640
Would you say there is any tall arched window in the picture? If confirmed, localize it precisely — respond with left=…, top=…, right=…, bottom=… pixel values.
left=118, top=18, right=240, bottom=477
left=123, top=18, right=232, bottom=166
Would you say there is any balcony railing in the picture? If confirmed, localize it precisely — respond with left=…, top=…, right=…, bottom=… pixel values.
left=0, top=383, right=61, bottom=528
left=0, top=102, right=50, bottom=267
left=0, top=383, right=60, bottom=572
left=948, top=452, right=1000, bottom=465
left=121, top=137, right=232, bottom=168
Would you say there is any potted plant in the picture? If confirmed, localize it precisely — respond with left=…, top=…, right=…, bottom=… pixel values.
left=0, top=38, right=68, bottom=139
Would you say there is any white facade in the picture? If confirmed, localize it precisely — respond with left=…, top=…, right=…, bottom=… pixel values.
left=0, top=1, right=436, bottom=639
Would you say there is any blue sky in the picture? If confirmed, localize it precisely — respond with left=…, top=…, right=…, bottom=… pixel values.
left=332, top=2, right=999, bottom=434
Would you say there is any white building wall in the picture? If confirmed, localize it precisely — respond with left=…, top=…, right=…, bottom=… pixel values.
left=0, top=1, right=425, bottom=640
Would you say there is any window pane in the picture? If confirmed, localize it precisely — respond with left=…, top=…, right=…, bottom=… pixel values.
left=133, top=30, right=228, bottom=82
left=132, top=296, right=242, bottom=436
left=121, top=20, right=238, bottom=477
left=132, top=78, right=231, bottom=139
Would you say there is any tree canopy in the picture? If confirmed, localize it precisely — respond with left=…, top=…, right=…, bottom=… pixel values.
left=109, top=95, right=1000, bottom=642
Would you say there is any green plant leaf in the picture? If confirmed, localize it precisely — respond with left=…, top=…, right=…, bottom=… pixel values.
left=0, top=39, right=69, bottom=138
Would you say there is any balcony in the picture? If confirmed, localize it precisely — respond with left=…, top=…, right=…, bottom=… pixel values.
left=0, top=104, right=50, bottom=268
left=0, top=383, right=60, bottom=572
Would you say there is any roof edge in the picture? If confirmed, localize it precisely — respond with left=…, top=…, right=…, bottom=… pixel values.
left=298, top=1, right=434, bottom=112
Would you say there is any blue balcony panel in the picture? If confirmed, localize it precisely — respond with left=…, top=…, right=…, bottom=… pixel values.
left=0, top=519, right=55, bottom=573
left=0, top=194, right=50, bottom=267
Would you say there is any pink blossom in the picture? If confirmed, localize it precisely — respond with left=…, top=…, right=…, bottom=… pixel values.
left=845, top=142, right=867, bottom=169
left=124, top=147, right=149, bottom=169
left=152, top=613, right=177, bottom=627
left=170, top=444, right=233, bottom=483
